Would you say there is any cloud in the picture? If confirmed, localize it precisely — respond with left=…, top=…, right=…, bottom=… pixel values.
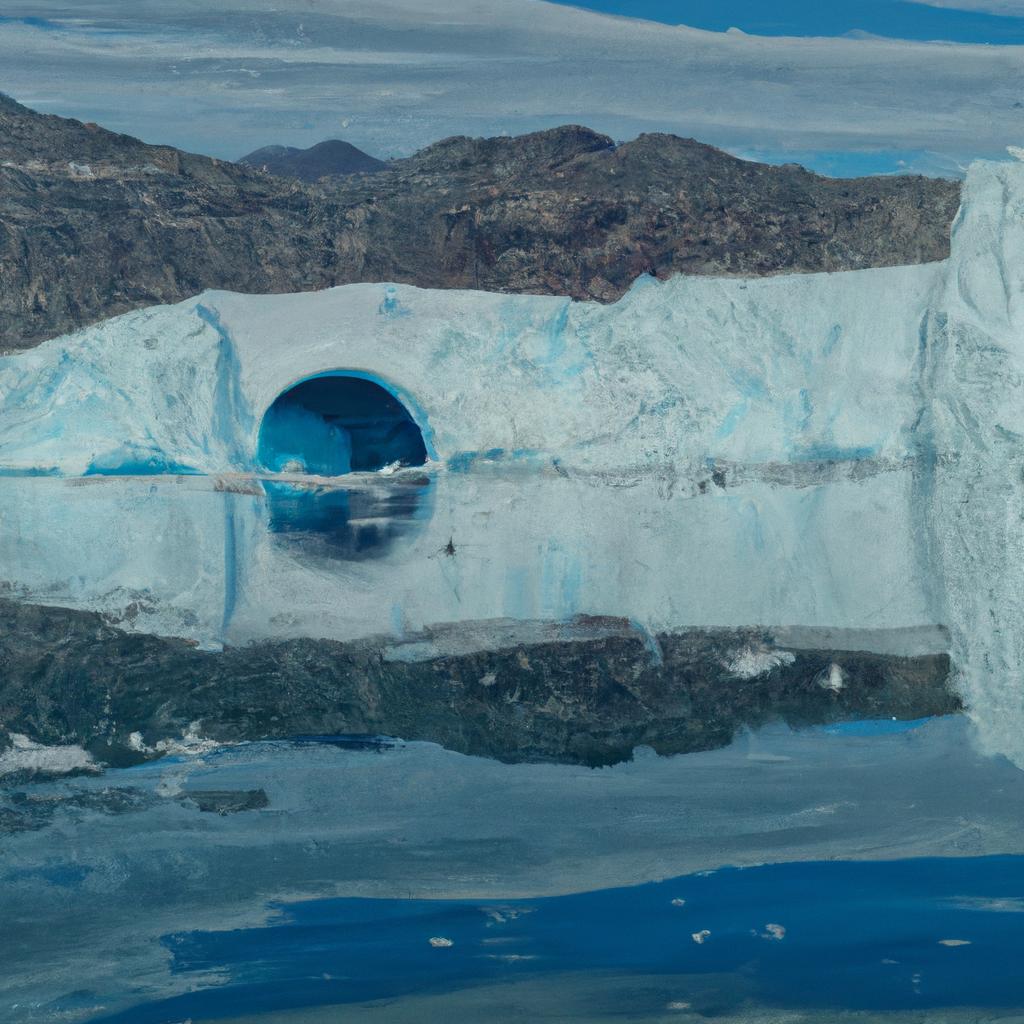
left=0, top=0, right=1021, bottom=172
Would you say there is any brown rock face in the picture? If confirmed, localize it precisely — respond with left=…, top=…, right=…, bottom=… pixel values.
left=0, top=93, right=961, bottom=352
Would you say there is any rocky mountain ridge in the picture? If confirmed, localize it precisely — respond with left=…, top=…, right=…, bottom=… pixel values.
left=0, top=92, right=961, bottom=352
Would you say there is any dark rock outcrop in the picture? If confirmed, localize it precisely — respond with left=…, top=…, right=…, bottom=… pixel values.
left=239, top=139, right=386, bottom=181
left=0, top=600, right=959, bottom=768
left=0, top=92, right=961, bottom=353
left=183, top=789, right=270, bottom=814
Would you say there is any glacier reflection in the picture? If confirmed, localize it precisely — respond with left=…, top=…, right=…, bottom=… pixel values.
left=0, top=457, right=938, bottom=652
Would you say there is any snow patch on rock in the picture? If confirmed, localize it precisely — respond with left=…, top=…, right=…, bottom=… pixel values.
left=725, top=645, right=797, bottom=679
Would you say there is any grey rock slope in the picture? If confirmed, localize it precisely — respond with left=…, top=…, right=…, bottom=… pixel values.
left=238, top=139, right=386, bottom=181
left=0, top=92, right=961, bottom=352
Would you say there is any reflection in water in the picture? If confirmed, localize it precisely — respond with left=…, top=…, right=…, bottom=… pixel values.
left=0, top=463, right=938, bottom=651
left=262, top=474, right=433, bottom=560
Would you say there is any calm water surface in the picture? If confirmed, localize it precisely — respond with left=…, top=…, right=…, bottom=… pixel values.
left=91, top=855, right=1024, bottom=1022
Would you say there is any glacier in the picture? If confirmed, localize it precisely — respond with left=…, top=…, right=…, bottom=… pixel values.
left=1, top=158, right=1023, bottom=762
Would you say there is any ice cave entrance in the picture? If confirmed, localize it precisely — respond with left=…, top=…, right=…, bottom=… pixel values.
left=257, top=373, right=428, bottom=476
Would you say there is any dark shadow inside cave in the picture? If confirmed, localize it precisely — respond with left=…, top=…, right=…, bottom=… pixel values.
left=257, top=374, right=428, bottom=476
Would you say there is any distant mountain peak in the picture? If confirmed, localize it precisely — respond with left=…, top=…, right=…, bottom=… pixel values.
left=238, top=138, right=385, bottom=182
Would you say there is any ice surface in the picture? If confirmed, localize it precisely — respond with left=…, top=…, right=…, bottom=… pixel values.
left=0, top=733, right=97, bottom=777
left=1, top=0, right=1023, bottom=172
left=257, top=401, right=353, bottom=475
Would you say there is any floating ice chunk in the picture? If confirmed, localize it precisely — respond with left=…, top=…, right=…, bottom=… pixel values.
left=0, top=733, right=98, bottom=777
left=762, top=923, right=786, bottom=940
left=667, top=1002, right=692, bottom=1011
left=429, top=936, right=454, bottom=948
left=481, top=906, right=532, bottom=925
left=691, top=929, right=711, bottom=944
left=724, top=645, right=796, bottom=679
left=671, top=897, right=687, bottom=907
left=938, top=938, right=971, bottom=946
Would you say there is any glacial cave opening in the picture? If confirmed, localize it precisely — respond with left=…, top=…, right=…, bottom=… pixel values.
left=256, top=373, right=429, bottom=476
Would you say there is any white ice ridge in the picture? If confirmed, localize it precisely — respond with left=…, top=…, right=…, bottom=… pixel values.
left=4, top=157, right=1024, bottom=764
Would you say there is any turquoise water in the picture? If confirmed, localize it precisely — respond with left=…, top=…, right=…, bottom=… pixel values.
left=90, top=855, right=1024, bottom=1022
left=823, top=716, right=934, bottom=736
left=550, top=0, right=1024, bottom=44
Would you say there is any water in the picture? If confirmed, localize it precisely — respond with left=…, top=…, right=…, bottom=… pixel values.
left=87, top=856, right=1024, bottom=1022
left=263, top=475, right=432, bottom=560
left=550, top=0, right=1024, bottom=45
left=0, top=461, right=936, bottom=650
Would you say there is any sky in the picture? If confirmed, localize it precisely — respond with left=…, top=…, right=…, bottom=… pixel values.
left=0, top=0, right=1022, bottom=178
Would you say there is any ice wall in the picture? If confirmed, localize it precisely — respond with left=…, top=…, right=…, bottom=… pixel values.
left=0, top=254, right=945, bottom=647
left=0, top=267, right=940, bottom=479
left=925, top=158, right=1024, bottom=762
left=0, top=303, right=253, bottom=477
